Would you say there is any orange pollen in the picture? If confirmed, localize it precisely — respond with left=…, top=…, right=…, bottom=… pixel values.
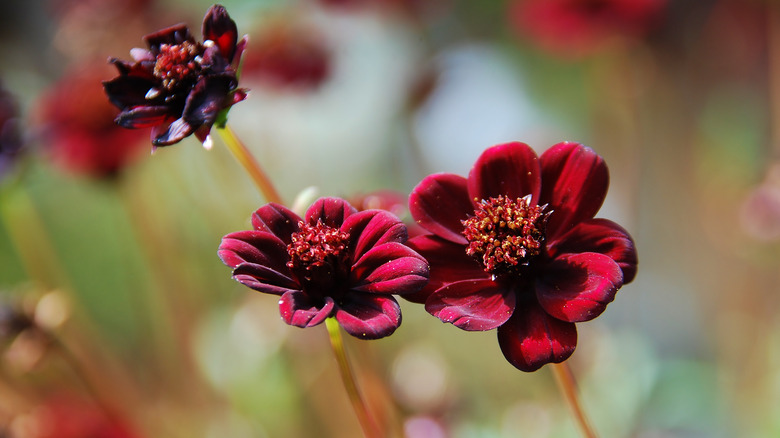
left=154, top=41, right=203, bottom=89
left=461, top=194, right=548, bottom=273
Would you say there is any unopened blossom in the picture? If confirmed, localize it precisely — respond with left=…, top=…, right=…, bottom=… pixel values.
left=103, top=4, right=248, bottom=148
left=407, top=142, right=637, bottom=371
left=219, top=197, right=429, bottom=339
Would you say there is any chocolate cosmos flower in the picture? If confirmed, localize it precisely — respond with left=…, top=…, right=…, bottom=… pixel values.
left=103, top=4, right=248, bottom=147
left=407, top=142, right=637, bottom=371
left=218, top=197, right=429, bottom=339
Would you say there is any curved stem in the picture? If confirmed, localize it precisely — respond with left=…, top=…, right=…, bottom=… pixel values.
left=551, top=362, right=598, bottom=438
left=213, top=125, right=283, bottom=204
left=325, top=317, right=380, bottom=438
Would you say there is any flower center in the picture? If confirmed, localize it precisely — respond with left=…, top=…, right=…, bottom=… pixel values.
left=154, top=41, right=203, bottom=90
left=287, top=220, right=350, bottom=273
left=462, top=195, right=549, bottom=274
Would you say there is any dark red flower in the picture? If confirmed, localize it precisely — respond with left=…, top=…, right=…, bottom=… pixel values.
left=407, top=142, right=637, bottom=371
left=0, top=80, right=23, bottom=180
left=241, top=23, right=331, bottom=90
left=218, top=197, right=429, bottom=339
left=508, top=0, right=667, bottom=57
left=38, top=66, right=146, bottom=178
left=102, top=4, right=248, bottom=148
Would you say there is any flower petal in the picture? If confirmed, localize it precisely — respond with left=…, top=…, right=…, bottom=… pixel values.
left=250, top=203, right=302, bottom=244
left=405, top=234, right=486, bottom=303
left=335, top=294, right=401, bottom=339
left=182, top=75, right=237, bottom=128
left=351, top=242, right=429, bottom=294
left=152, top=117, right=193, bottom=146
left=202, top=4, right=238, bottom=61
left=468, top=142, right=541, bottom=203
left=305, top=197, right=356, bottom=228
left=536, top=253, right=623, bottom=323
left=343, top=209, right=407, bottom=261
left=218, top=230, right=296, bottom=293
left=425, top=279, right=516, bottom=331
left=539, top=142, right=609, bottom=239
left=409, top=173, right=472, bottom=245
left=144, top=24, right=193, bottom=49
left=231, top=264, right=298, bottom=295
left=551, top=218, right=638, bottom=284
left=279, top=291, right=334, bottom=328
left=103, top=75, right=160, bottom=108
left=497, top=300, right=577, bottom=372
left=114, top=106, right=170, bottom=128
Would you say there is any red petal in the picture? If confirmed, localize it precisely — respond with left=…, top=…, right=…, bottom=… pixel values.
left=114, top=106, right=169, bottom=128
left=305, top=197, right=356, bottom=228
left=351, top=242, right=429, bottom=294
left=202, top=4, right=238, bottom=61
left=343, top=209, right=407, bottom=261
left=551, top=218, right=638, bottom=284
left=405, top=234, right=486, bottom=303
left=497, top=301, right=577, bottom=372
left=152, top=118, right=193, bottom=146
left=536, top=253, right=623, bottom=323
left=335, top=294, right=401, bottom=339
left=144, top=24, right=193, bottom=49
left=425, top=279, right=516, bottom=331
left=409, top=173, right=472, bottom=245
left=250, top=203, right=302, bottom=244
left=279, top=291, right=334, bottom=328
left=218, top=230, right=292, bottom=274
left=468, top=142, right=541, bottom=203
left=232, top=264, right=298, bottom=295
left=539, top=142, right=609, bottom=239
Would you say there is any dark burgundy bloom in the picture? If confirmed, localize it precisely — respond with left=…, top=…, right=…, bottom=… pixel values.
left=0, top=80, right=23, bottom=180
left=38, top=66, right=146, bottom=178
left=103, top=4, right=248, bottom=148
left=509, top=0, right=667, bottom=57
left=218, top=197, right=429, bottom=339
left=242, top=23, right=331, bottom=90
left=407, top=142, right=637, bottom=371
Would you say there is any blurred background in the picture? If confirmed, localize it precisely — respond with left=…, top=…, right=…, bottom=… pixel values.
left=1, top=0, right=779, bottom=436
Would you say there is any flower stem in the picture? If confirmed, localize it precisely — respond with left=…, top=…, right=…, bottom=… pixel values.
left=325, top=317, right=381, bottom=438
left=213, top=125, right=283, bottom=204
left=551, top=362, right=598, bottom=438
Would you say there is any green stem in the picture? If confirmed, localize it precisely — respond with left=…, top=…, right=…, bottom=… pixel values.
left=551, top=362, right=598, bottom=438
left=325, top=317, right=381, bottom=438
left=213, top=125, right=283, bottom=204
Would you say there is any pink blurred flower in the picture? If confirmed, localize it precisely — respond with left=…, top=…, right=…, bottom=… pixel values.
left=509, top=0, right=667, bottom=57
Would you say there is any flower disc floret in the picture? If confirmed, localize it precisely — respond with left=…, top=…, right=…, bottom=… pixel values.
left=462, top=194, right=549, bottom=274
left=154, top=41, right=204, bottom=90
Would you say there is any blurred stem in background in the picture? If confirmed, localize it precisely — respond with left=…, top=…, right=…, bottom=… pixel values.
left=214, top=125, right=283, bottom=205
left=552, top=362, right=598, bottom=438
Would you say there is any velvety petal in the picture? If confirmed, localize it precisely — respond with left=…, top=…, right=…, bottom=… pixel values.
left=409, top=173, right=472, bottom=245
left=551, top=218, right=638, bottom=284
left=468, top=142, right=541, bottom=203
left=231, top=264, right=298, bottom=295
left=539, top=142, right=609, bottom=239
left=182, top=76, right=237, bottom=127
left=250, top=203, right=302, bottom=244
left=152, top=117, right=193, bottom=146
left=351, top=242, right=429, bottom=294
left=279, top=291, right=334, bottom=328
left=335, top=294, right=401, bottom=339
left=202, top=4, right=238, bottom=61
left=144, top=24, right=193, bottom=49
left=343, top=209, right=407, bottom=261
left=536, top=253, right=623, bottom=323
left=114, top=106, right=170, bottom=128
left=405, top=234, right=486, bottom=303
left=305, top=197, right=356, bottom=228
left=425, top=279, right=516, bottom=331
left=497, top=300, right=577, bottom=372
left=218, top=230, right=291, bottom=274
left=103, top=75, right=161, bottom=108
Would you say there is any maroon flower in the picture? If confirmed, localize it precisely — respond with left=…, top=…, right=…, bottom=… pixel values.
left=407, top=142, right=637, bottom=371
left=508, top=0, right=667, bottom=57
left=218, top=197, right=429, bottom=339
left=102, top=4, right=248, bottom=148
left=37, top=66, right=146, bottom=179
